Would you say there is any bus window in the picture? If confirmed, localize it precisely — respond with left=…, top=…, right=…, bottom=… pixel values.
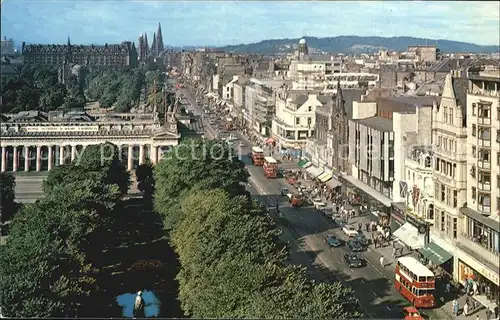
left=418, top=276, right=426, bottom=282
left=417, top=289, right=433, bottom=297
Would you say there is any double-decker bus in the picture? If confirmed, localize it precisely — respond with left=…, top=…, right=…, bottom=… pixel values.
left=394, top=256, right=435, bottom=308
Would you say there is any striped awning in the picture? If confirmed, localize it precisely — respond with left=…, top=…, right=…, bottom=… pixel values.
left=318, top=171, right=333, bottom=183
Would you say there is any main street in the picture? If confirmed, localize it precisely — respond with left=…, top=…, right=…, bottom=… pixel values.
left=179, top=85, right=449, bottom=319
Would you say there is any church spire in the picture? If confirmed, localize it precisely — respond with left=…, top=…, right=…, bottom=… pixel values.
left=67, top=36, right=71, bottom=46
left=156, top=22, right=164, bottom=54
left=336, top=79, right=345, bottom=115
left=151, top=32, right=157, bottom=56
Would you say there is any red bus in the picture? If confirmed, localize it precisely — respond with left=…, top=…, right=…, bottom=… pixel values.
left=394, top=256, right=436, bottom=308
left=263, top=156, right=278, bottom=178
left=251, top=146, right=264, bottom=166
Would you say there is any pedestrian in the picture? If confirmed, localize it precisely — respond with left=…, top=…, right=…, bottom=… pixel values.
left=494, top=305, right=498, bottom=319
left=358, top=223, right=362, bottom=231
left=473, top=281, right=478, bottom=296
left=366, top=223, right=370, bottom=232
left=452, top=299, right=459, bottom=316
left=485, top=307, right=492, bottom=320
left=463, top=302, right=469, bottom=317
left=380, top=255, right=385, bottom=267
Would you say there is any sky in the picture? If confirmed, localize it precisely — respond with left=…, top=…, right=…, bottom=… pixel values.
left=1, top=1, right=499, bottom=47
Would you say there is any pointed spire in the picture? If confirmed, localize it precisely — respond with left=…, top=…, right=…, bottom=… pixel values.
left=336, top=79, right=345, bottom=114
left=151, top=32, right=157, bottom=55
left=156, top=22, right=164, bottom=55
left=157, top=22, right=162, bottom=38
left=67, top=36, right=71, bottom=46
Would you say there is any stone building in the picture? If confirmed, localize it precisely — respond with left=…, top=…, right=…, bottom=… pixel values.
left=0, top=110, right=180, bottom=173
left=22, top=38, right=138, bottom=69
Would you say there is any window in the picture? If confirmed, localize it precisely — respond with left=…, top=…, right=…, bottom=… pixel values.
left=472, top=103, right=477, bottom=115
left=449, top=108, right=454, bottom=124
left=472, top=124, right=476, bottom=137
left=440, top=211, right=445, bottom=232
left=308, top=106, right=312, bottom=112
left=472, top=146, right=476, bottom=158
left=443, top=107, right=448, bottom=123
left=498, top=153, right=500, bottom=167
left=479, top=172, right=490, bottom=184
left=441, top=185, right=445, bottom=202
left=479, top=105, right=490, bottom=119
left=453, top=190, right=458, bottom=208
left=307, top=117, right=312, bottom=126
left=446, top=188, right=452, bottom=206
left=496, top=130, right=500, bottom=143
left=295, top=118, right=300, bottom=125
left=434, top=182, right=440, bottom=200
left=453, top=217, right=458, bottom=239
left=471, top=187, right=476, bottom=199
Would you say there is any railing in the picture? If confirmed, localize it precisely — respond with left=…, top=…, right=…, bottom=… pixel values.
left=477, top=160, right=491, bottom=169
left=467, top=90, right=500, bottom=98
left=456, top=233, right=500, bottom=271
left=477, top=182, right=491, bottom=192
left=477, top=204, right=491, bottom=213
left=477, top=117, right=491, bottom=125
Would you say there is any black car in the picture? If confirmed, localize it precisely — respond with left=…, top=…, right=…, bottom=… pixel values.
left=342, top=253, right=364, bottom=268
left=347, top=239, right=364, bottom=252
left=354, top=233, right=370, bottom=247
left=324, top=235, right=343, bottom=248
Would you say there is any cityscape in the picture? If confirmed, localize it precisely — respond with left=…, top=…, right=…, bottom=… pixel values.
left=0, top=1, right=499, bottom=319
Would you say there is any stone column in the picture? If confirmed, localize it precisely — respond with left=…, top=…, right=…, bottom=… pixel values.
left=48, top=146, right=53, bottom=171
left=151, top=145, right=158, bottom=164
left=127, top=145, right=133, bottom=171
left=36, top=146, right=42, bottom=172
left=71, top=145, right=77, bottom=162
left=1, top=147, right=6, bottom=172
left=59, top=146, right=65, bottom=165
left=12, top=146, right=18, bottom=172
left=24, top=146, right=29, bottom=172
left=139, top=145, right=145, bottom=165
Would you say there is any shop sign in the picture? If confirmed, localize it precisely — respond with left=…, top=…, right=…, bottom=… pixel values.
left=460, top=258, right=500, bottom=286
left=406, top=214, right=427, bottom=234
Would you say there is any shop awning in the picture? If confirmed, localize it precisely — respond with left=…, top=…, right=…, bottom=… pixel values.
left=318, top=171, right=332, bottom=183
left=419, top=242, right=452, bottom=265
left=326, top=177, right=342, bottom=189
left=306, top=166, right=324, bottom=179
left=393, top=222, right=426, bottom=249
left=297, top=159, right=308, bottom=167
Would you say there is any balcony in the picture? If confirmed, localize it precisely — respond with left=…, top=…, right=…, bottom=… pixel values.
left=477, top=182, right=491, bottom=192
left=477, top=160, right=491, bottom=169
left=477, top=117, right=491, bottom=126
left=477, top=204, right=491, bottom=214
left=468, top=89, right=500, bottom=98
left=456, top=233, right=499, bottom=272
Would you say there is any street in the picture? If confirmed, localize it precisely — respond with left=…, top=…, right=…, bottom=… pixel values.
left=179, top=86, right=450, bottom=319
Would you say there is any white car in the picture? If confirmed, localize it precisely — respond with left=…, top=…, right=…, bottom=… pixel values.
left=342, top=225, right=359, bottom=237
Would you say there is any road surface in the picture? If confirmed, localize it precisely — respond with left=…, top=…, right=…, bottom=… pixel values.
left=179, top=86, right=449, bottom=319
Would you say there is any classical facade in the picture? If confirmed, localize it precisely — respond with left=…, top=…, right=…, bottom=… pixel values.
left=22, top=38, right=138, bottom=69
left=0, top=110, right=180, bottom=172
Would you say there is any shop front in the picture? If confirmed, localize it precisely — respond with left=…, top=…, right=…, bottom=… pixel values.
left=340, top=175, right=392, bottom=214
left=391, top=202, right=406, bottom=231
left=457, top=258, right=499, bottom=310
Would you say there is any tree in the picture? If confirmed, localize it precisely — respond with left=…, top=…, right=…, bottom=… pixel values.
left=154, top=138, right=249, bottom=230
left=0, top=142, right=127, bottom=318
left=136, top=159, right=154, bottom=207
left=0, top=172, right=16, bottom=223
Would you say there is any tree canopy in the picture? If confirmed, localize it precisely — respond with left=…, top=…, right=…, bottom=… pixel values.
left=0, top=65, right=68, bottom=113
left=0, top=172, right=16, bottom=222
left=85, top=69, right=144, bottom=112
left=154, top=139, right=362, bottom=319
left=0, top=143, right=129, bottom=318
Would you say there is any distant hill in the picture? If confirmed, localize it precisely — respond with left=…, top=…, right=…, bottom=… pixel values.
left=217, top=36, right=499, bottom=54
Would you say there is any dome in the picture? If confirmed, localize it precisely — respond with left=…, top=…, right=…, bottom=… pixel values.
left=299, top=38, right=307, bottom=45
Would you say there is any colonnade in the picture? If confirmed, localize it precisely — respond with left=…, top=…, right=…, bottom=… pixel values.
left=0, top=144, right=172, bottom=173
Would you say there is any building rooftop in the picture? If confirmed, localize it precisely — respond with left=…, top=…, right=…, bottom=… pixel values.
left=355, top=116, right=393, bottom=132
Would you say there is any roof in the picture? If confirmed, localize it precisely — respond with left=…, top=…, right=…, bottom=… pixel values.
left=291, top=95, right=308, bottom=106
left=397, top=256, right=434, bottom=277
left=414, top=83, right=444, bottom=96
left=252, top=146, right=263, bottom=153
left=383, top=95, right=441, bottom=107
left=264, top=156, right=277, bottom=164
left=355, top=116, right=393, bottom=132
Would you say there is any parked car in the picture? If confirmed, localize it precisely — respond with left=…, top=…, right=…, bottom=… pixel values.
left=342, top=253, right=364, bottom=268
left=333, top=217, right=346, bottom=228
left=347, top=239, right=364, bottom=252
left=342, top=225, right=359, bottom=237
left=324, top=235, right=342, bottom=248
left=402, top=307, right=424, bottom=320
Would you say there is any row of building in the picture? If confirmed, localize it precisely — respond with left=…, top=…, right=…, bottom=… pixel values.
left=182, top=39, right=500, bottom=308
